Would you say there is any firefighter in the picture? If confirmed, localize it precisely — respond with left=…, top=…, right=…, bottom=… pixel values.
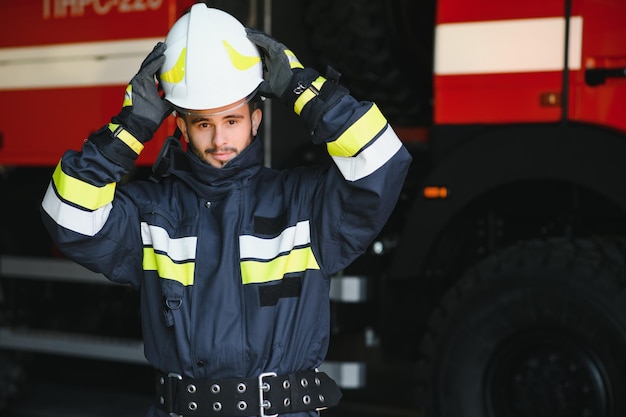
left=40, top=3, right=411, bottom=416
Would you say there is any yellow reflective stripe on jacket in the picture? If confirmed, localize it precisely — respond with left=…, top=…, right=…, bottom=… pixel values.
left=240, top=247, right=320, bottom=285
left=142, top=247, right=195, bottom=286
left=293, top=76, right=326, bottom=116
left=327, top=104, right=387, bottom=158
left=141, top=222, right=197, bottom=286
left=52, top=160, right=116, bottom=210
left=41, top=181, right=112, bottom=237
left=331, top=124, right=403, bottom=181
left=108, top=123, right=144, bottom=155
left=239, top=220, right=320, bottom=285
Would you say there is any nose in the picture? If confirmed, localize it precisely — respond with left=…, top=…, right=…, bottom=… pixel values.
left=212, top=126, right=228, bottom=147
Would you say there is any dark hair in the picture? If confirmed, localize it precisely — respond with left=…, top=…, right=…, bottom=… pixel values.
left=249, top=92, right=264, bottom=112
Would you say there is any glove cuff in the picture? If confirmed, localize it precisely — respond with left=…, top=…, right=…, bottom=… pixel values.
left=113, top=108, right=160, bottom=144
left=88, top=124, right=140, bottom=172
left=285, top=68, right=350, bottom=143
left=281, top=68, right=319, bottom=108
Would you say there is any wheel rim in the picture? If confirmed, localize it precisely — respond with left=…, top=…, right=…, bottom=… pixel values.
left=485, top=329, right=610, bottom=417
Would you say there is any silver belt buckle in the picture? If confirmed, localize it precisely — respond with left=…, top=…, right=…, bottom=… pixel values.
left=167, top=373, right=183, bottom=417
left=258, top=371, right=278, bottom=417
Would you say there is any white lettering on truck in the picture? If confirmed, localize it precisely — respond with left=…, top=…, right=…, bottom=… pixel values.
left=43, top=0, right=163, bottom=19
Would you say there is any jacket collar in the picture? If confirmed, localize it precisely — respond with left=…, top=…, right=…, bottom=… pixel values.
left=167, top=136, right=263, bottom=198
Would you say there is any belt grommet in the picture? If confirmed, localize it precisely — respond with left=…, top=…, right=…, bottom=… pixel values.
left=282, top=380, right=290, bottom=389
left=237, top=401, right=248, bottom=411
left=237, top=382, right=247, bottom=393
left=314, top=377, right=321, bottom=386
left=213, top=402, right=222, bottom=411
left=283, top=398, right=290, bottom=407
left=188, top=401, right=198, bottom=411
left=159, top=377, right=165, bottom=385
left=300, top=378, right=308, bottom=387
left=159, top=396, right=164, bottom=405
left=303, top=395, right=311, bottom=405
left=211, top=384, right=221, bottom=394
left=319, top=394, right=325, bottom=403
left=187, top=384, right=196, bottom=393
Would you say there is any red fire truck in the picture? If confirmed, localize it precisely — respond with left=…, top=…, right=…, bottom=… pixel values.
left=2, top=0, right=626, bottom=416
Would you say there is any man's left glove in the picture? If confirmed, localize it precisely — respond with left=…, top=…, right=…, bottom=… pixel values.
left=111, top=42, right=173, bottom=144
left=245, top=27, right=309, bottom=101
left=246, top=28, right=348, bottom=143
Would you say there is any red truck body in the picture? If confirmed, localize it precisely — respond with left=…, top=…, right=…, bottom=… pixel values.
left=0, top=0, right=195, bottom=166
left=434, top=0, right=626, bottom=129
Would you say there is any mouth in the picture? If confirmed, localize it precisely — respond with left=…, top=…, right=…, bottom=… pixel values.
left=209, top=151, right=233, bottom=162
left=207, top=145, right=238, bottom=160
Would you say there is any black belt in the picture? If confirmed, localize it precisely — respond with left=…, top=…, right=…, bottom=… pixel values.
left=155, top=369, right=342, bottom=417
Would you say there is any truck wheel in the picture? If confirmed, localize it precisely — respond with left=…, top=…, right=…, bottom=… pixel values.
left=417, top=238, right=626, bottom=417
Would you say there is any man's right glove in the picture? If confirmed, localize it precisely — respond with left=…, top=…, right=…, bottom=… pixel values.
left=246, top=28, right=349, bottom=143
left=90, top=42, right=173, bottom=169
left=111, top=42, right=173, bottom=145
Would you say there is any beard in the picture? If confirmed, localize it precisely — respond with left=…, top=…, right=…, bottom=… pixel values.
left=187, top=140, right=239, bottom=168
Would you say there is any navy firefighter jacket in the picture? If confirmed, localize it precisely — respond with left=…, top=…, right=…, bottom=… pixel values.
left=41, top=94, right=412, bottom=416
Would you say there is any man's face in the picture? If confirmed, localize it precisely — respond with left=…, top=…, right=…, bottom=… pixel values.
left=176, top=98, right=262, bottom=168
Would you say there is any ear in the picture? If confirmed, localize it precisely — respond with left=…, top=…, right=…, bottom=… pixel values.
left=251, top=108, right=262, bottom=136
left=176, top=117, right=190, bottom=143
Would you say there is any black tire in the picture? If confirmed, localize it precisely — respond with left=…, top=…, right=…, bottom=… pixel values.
left=417, top=238, right=626, bottom=417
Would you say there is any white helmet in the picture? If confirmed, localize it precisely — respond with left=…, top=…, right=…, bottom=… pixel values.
left=159, top=3, right=263, bottom=111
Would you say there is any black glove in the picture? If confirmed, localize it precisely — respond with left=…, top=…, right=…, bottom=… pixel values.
left=246, top=28, right=349, bottom=143
left=89, top=42, right=172, bottom=170
left=245, top=28, right=307, bottom=100
left=111, top=42, right=173, bottom=144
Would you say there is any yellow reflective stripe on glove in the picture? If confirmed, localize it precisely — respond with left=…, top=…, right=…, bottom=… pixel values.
left=293, top=76, right=326, bottom=116
left=108, top=123, right=144, bottom=155
left=122, top=84, right=133, bottom=107
left=286, top=49, right=304, bottom=70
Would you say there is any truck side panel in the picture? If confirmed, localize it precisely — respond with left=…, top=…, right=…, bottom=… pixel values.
left=0, top=0, right=194, bottom=167
left=389, top=0, right=626, bottom=279
left=434, top=0, right=626, bottom=132
left=572, top=0, right=626, bottom=131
